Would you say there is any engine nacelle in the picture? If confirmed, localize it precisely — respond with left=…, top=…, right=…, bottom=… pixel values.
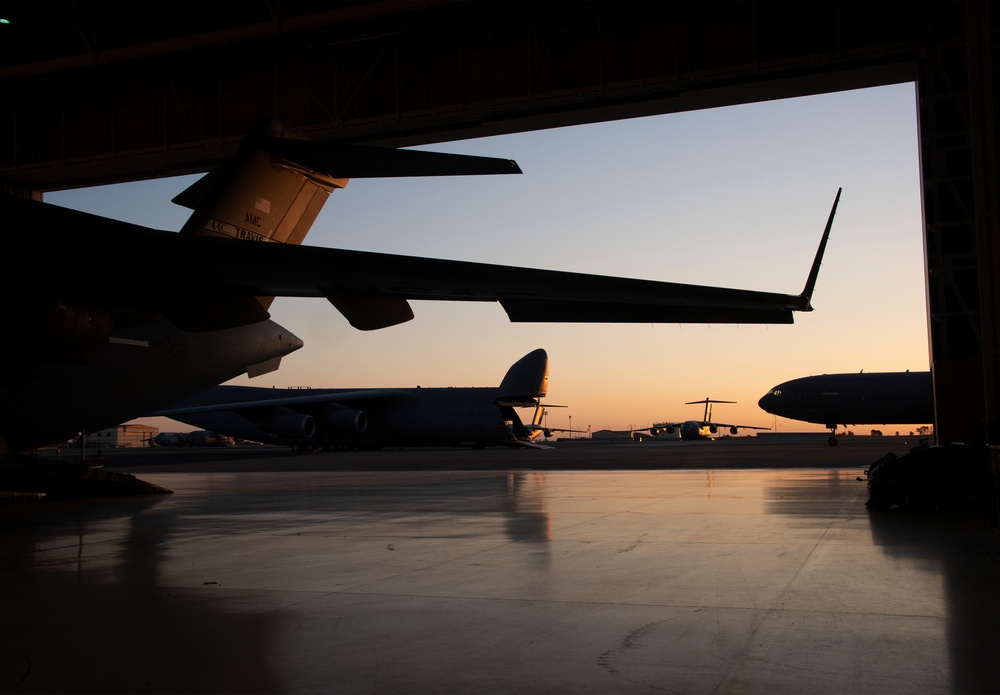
left=709, top=424, right=718, bottom=434
left=729, top=426, right=739, bottom=435
left=319, top=409, right=368, bottom=434
left=25, top=299, right=114, bottom=360
left=664, top=426, right=676, bottom=435
left=265, top=408, right=316, bottom=439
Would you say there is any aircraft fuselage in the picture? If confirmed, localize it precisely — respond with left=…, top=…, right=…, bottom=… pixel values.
left=758, top=371, right=933, bottom=429
left=167, top=385, right=520, bottom=449
left=0, top=318, right=302, bottom=455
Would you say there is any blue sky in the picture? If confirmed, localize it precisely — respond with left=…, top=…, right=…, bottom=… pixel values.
left=50, top=82, right=928, bottom=435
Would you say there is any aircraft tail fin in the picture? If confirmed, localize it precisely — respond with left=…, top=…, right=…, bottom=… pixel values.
left=175, top=121, right=345, bottom=249
left=172, top=119, right=522, bottom=312
left=796, top=187, right=841, bottom=311
left=495, top=349, right=549, bottom=406
left=532, top=402, right=546, bottom=427
left=685, top=397, right=737, bottom=423
left=174, top=119, right=521, bottom=243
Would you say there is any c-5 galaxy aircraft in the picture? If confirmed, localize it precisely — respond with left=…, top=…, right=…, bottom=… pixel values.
left=635, top=398, right=769, bottom=441
left=1, top=116, right=838, bottom=459
left=150, top=431, right=235, bottom=448
left=155, top=349, right=554, bottom=450
left=758, top=371, right=933, bottom=445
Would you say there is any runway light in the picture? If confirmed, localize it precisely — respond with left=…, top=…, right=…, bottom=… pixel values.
left=0, top=19, right=10, bottom=24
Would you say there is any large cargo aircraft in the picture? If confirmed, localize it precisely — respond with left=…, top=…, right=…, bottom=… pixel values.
left=1, top=118, right=838, bottom=458
left=634, top=397, right=769, bottom=441
left=758, top=371, right=934, bottom=445
left=155, top=349, right=555, bottom=450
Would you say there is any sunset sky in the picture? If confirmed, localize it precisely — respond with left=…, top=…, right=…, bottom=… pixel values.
left=49, top=82, right=929, bottom=437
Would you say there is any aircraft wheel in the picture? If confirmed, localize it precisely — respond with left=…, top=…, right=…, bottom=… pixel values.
left=828, top=436, right=838, bottom=446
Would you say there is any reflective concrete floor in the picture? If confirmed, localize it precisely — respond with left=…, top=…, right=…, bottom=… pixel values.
left=2, top=440, right=999, bottom=693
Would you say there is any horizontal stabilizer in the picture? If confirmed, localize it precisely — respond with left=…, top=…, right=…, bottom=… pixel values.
left=172, top=123, right=520, bottom=213
left=257, top=137, right=523, bottom=178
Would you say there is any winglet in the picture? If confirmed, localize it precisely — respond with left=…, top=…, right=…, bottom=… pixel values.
left=797, top=187, right=841, bottom=311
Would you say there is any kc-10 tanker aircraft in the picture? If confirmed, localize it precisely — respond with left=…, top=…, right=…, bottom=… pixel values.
left=758, top=371, right=933, bottom=445
left=155, top=349, right=557, bottom=450
left=0, top=117, right=839, bottom=459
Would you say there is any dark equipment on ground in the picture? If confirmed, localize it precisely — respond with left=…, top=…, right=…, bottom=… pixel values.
left=865, top=443, right=991, bottom=511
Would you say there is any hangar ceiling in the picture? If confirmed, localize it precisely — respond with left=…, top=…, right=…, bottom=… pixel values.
left=0, top=0, right=938, bottom=191
left=1, top=1, right=998, bottom=445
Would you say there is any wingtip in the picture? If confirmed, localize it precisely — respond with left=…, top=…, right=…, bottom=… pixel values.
left=797, top=187, right=841, bottom=309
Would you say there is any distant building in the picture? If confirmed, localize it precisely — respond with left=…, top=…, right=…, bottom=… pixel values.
left=84, top=423, right=158, bottom=448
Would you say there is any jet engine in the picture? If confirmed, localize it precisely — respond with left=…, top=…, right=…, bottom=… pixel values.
left=265, top=408, right=316, bottom=438
left=319, top=409, right=368, bottom=434
left=25, top=299, right=114, bottom=361
left=729, top=426, right=739, bottom=435
left=709, top=425, right=718, bottom=434
left=664, top=426, right=676, bottom=435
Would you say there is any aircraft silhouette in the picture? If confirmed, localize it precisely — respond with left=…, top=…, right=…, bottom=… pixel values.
left=636, top=398, right=769, bottom=441
left=759, top=371, right=933, bottom=445
left=1, top=117, right=839, bottom=458
left=154, top=349, right=555, bottom=450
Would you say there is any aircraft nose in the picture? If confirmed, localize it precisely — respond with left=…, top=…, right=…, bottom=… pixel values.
left=758, top=391, right=773, bottom=412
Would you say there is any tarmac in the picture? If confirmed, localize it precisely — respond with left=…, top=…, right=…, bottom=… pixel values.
left=1, top=436, right=998, bottom=693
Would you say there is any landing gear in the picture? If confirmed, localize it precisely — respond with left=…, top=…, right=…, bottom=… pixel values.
left=827, top=424, right=838, bottom=447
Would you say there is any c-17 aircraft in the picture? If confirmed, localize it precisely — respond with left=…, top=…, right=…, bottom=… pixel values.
left=520, top=403, right=586, bottom=442
left=635, top=398, right=769, bottom=441
left=758, top=371, right=933, bottom=445
left=155, top=349, right=556, bottom=450
left=1, top=116, right=839, bottom=463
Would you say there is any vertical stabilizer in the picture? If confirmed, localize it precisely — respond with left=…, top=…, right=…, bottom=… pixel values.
left=495, top=349, right=549, bottom=405
left=173, top=121, right=348, bottom=311
left=175, top=121, right=348, bottom=245
left=532, top=403, right=546, bottom=427
left=686, top=398, right=737, bottom=423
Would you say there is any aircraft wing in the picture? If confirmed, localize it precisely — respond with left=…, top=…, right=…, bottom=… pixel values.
left=212, top=201, right=839, bottom=327
left=7, top=186, right=838, bottom=332
left=523, top=425, right=586, bottom=435
left=527, top=427, right=586, bottom=434
left=710, top=422, right=771, bottom=431
left=154, top=388, right=408, bottom=418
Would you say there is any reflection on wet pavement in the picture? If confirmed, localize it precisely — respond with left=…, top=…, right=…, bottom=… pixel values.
left=2, top=460, right=998, bottom=693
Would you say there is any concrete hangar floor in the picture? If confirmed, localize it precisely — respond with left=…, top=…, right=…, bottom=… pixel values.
left=2, top=437, right=998, bottom=694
